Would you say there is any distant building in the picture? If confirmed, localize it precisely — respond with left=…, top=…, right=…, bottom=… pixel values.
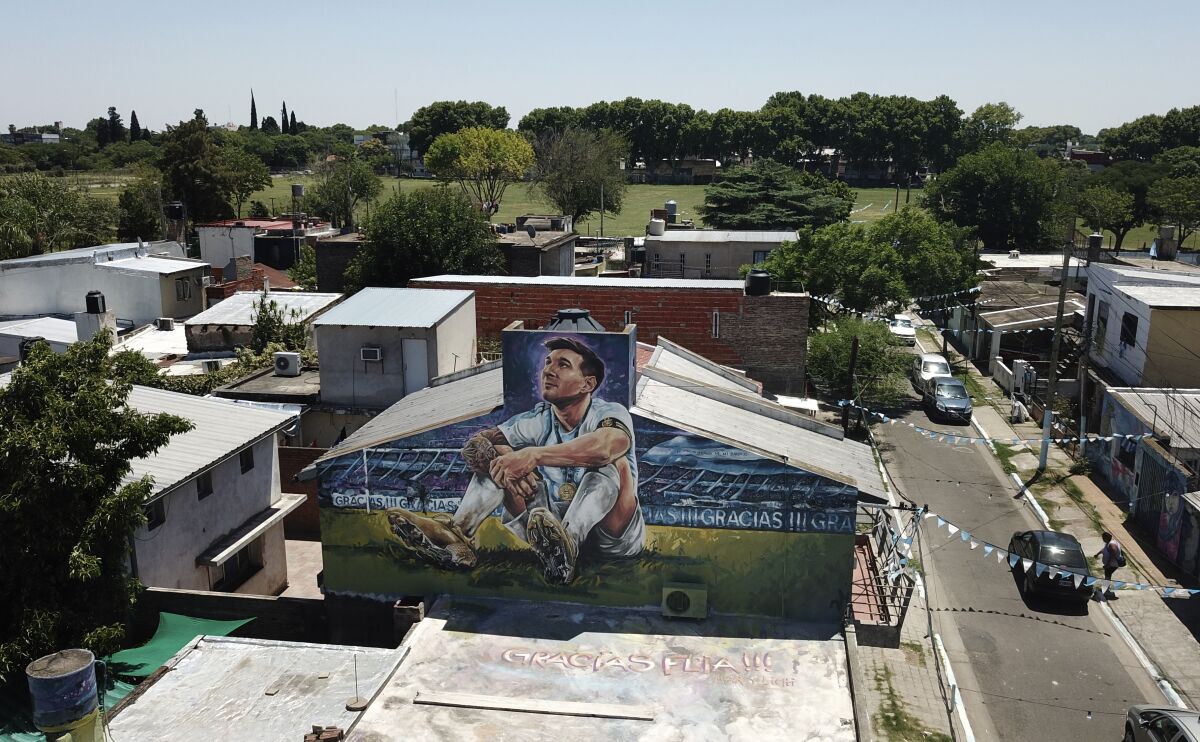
left=643, top=230, right=797, bottom=280
left=630, top=157, right=720, bottom=185
left=196, top=218, right=337, bottom=272
left=0, top=131, right=60, bottom=145
left=496, top=215, right=577, bottom=277
left=183, top=290, right=342, bottom=353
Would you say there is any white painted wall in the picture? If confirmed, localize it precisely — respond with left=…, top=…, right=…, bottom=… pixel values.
left=198, top=226, right=258, bottom=269
left=431, top=297, right=477, bottom=377
left=133, top=436, right=286, bottom=594
left=1087, top=277, right=1150, bottom=387
left=0, top=261, right=205, bottom=325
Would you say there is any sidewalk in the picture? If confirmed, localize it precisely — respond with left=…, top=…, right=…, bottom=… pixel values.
left=932, top=329, right=1200, bottom=708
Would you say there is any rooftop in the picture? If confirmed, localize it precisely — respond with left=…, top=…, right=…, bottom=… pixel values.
left=1109, top=388, right=1200, bottom=451
left=108, top=636, right=401, bottom=741
left=980, top=252, right=1085, bottom=271
left=184, top=291, right=342, bottom=327
left=0, top=316, right=78, bottom=344
left=644, top=230, right=797, bottom=243
left=979, top=296, right=1087, bottom=329
left=1117, top=284, right=1200, bottom=309
left=213, top=366, right=322, bottom=404
left=0, top=241, right=186, bottom=270
left=312, top=287, right=474, bottom=328
left=496, top=229, right=576, bottom=250
left=413, top=274, right=748, bottom=291
left=96, top=256, right=207, bottom=276
left=349, top=596, right=855, bottom=742
left=1092, top=262, right=1200, bottom=288
left=1115, top=257, right=1200, bottom=276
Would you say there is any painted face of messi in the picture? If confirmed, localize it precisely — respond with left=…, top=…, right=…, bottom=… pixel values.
left=541, top=348, right=596, bottom=404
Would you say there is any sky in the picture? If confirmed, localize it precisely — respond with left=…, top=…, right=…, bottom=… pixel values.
left=4, top=0, right=1197, bottom=135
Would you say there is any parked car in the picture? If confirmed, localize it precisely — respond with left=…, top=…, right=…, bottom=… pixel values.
left=922, top=376, right=972, bottom=422
left=911, top=353, right=951, bottom=389
left=1124, top=705, right=1200, bottom=742
left=1007, top=530, right=1094, bottom=604
left=888, top=315, right=917, bottom=346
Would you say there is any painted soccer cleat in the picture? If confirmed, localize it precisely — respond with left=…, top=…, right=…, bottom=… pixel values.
left=526, top=507, right=579, bottom=584
left=385, top=509, right=477, bottom=569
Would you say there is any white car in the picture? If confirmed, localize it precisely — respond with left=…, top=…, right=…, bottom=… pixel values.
left=912, top=353, right=951, bottom=389
left=888, top=315, right=917, bottom=346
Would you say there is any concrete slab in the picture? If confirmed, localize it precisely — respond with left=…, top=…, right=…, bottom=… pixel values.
left=349, top=596, right=856, bottom=741
left=281, top=538, right=324, bottom=599
left=1110, top=591, right=1200, bottom=707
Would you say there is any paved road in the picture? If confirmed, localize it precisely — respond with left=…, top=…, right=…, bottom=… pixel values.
left=874, top=375, right=1164, bottom=740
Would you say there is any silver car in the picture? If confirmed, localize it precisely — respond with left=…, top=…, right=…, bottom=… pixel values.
left=923, top=376, right=972, bottom=423
left=912, top=353, right=951, bottom=389
left=1125, top=705, right=1200, bottom=742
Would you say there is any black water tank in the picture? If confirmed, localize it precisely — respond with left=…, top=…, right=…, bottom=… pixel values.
left=18, top=337, right=45, bottom=361
left=545, top=308, right=606, bottom=333
left=745, top=269, right=772, bottom=296
left=85, top=290, right=106, bottom=314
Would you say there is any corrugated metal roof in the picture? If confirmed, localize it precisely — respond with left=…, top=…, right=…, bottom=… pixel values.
left=644, top=230, right=796, bottom=243
left=0, top=241, right=186, bottom=269
left=1110, top=388, right=1200, bottom=451
left=97, top=257, right=206, bottom=275
left=184, top=291, right=342, bottom=326
left=647, top=339, right=759, bottom=394
left=413, top=275, right=746, bottom=290
left=633, top=375, right=886, bottom=497
left=314, top=365, right=505, bottom=464
left=312, top=287, right=473, bottom=328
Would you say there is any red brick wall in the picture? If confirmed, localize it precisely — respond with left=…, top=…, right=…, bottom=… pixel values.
left=412, top=279, right=809, bottom=393
left=279, top=446, right=325, bottom=539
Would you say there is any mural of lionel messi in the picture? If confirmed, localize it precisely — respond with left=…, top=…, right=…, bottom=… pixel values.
left=385, top=336, right=643, bottom=584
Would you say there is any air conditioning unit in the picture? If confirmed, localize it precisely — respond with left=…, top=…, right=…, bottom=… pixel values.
left=360, top=346, right=382, bottom=362
left=661, top=582, right=707, bottom=619
left=273, top=351, right=301, bottom=377
left=201, top=360, right=222, bottom=374
left=1008, top=250, right=1021, bottom=259
left=156, top=317, right=175, bottom=331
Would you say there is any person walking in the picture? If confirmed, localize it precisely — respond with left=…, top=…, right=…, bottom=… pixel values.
left=1096, top=532, right=1125, bottom=599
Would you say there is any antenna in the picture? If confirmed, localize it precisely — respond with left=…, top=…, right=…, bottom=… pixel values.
left=345, top=653, right=367, bottom=711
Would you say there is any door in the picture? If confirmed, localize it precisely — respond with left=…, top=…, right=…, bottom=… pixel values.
left=402, top=339, right=428, bottom=397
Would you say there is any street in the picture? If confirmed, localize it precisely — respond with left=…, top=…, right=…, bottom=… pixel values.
left=875, top=366, right=1165, bottom=740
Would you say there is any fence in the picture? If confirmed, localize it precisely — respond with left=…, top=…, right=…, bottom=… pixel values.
left=851, top=503, right=916, bottom=647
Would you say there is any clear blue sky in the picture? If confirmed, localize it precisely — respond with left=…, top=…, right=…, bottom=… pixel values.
left=4, top=0, right=1196, bottom=134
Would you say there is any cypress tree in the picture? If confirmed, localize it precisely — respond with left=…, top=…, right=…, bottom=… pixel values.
left=250, top=90, right=258, bottom=130
left=289, top=111, right=297, bottom=135
left=281, top=102, right=288, bottom=132
left=129, top=110, right=141, bottom=142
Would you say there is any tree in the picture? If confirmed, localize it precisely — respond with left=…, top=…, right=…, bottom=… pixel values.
left=404, top=100, right=510, bottom=157
left=288, top=244, right=317, bottom=290
left=957, top=102, right=1022, bottom=154
left=807, top=317, right=912, bottom=405
left=281, top=102, right=289, bottom=134
left=106, top=107, right=126, bottom=149
left=698, top=159, right=853, bottom=230
left=250, top=90, right=258, bottom=130
left=358, top=137, right=392, bottom=173
left=219, top=146, right=270, bottom=217
left=528, top=128, right=629, bottom=225
left=517, top=107, right=582, bottom=138
left=248, top=200, right=270, bottom=218
left=289, top=111, right=298, bottom=136
left=923, top=142, right=1066, bottom=251
left=1076, top=185, right=1134, bottom=238
left=1099, top=114, right=1164, bottom=161
left=1154, top=146, right=1200, bottom=179
left=250, top=294, right=307, bottom=353
left=424, top=127, right=534, bottom=217
left=1093, top=160, right=1165, bottom=248
left=260, top=115, right=280, bottom=135
left=117, top=175, right=163, bottom=242
left=303, top=156, right=382, bottom=231
left=0, top=172, right=115, bottom=257
left=159, top=110, right=233, bottom=223
left=1148, top=176, right=1200, bottom=246
left=128, top=110, right=141, bottom=142
left=0, top=331, right=192, bottom=681
left=344, top=188, right=503, bottom=292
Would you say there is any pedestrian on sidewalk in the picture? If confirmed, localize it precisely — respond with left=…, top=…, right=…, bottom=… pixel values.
left=1095, top=532, right=1125, bottom=599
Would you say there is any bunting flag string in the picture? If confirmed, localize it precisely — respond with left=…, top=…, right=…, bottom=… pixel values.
left=916, top=507, right=1199, bottom=600
left=838, top=400, right=1152, bottom=447
left=930, top=325, right=1056, bottom=336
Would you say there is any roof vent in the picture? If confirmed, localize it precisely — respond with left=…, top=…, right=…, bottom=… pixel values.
left=545, top=308, right=606, bottom=333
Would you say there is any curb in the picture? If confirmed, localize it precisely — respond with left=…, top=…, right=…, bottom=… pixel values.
left=1010, top=472, right=1051, bottom=528
left=971, top=416, right=998, bottom=454
left=843, top=624, right=876, bottom=742
left=933, top=634, right=975, bottom=742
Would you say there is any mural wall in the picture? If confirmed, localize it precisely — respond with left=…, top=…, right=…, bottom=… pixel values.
left=318, top=328, right=858, bottom=621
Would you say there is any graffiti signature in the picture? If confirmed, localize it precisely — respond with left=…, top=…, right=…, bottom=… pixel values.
left=500, top=648, right=777, bottom=677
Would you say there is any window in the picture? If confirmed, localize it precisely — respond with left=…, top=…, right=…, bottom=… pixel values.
left=1117, top=437, right=1138, bottom=469
left=239, top=447, right=254, bottom=474
left=711, top=311, right=720, bottom=339
left=144, top=499, right=165, bottom=530
left=653, top=253, right=660, bottom=270
left=196, top=471, right=213, bottom=500
left=211, top=538, right=262, bottom=592
left=175, top=277, right=191, bottom=301
left=679, top=253, right=685, bottom=267
left=623, top=310, right=632, bottom=325
left=753, top=250, right=771, bottom=264
left=1095, top=300, right=1110, bottom=353
left=704, top=253, right=712, bottom=274
left=1119, top=311, right=1138, bottom=348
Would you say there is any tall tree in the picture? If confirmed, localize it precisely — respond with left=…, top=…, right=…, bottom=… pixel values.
left=303, top=156, right=382, bottom=231
left=250, top=90, right=258, bottom=130
left=1099, top=114, right=1165, bottom=161
left=1075, top=185, right=1134, bottom=239
left=698, top=159, right=853, bottom=230
left=106, top=106, right=126, bottom=148
left=281, top=102, right=289, bottom=133
left=1149, top=175, right=1200, bottom=246
left=957, top=102, right=1022, bottom=154
left=219, top=146, right=271, bottom=218
left=344, top=188, right=503, bottom=292
left=159, top=109, right=233, bottom=223
left=128, top=110, right=141, bottom=142
left=528, top=127, right=629, bottom=225
left=0, top=332, right=192, bottom=681
left=1093, top=160, right=1166, bottom=248
left=116, top=175, right=163, bottom=242
left=404, top=100, right=510, bottom=157
left=424, top=127, right=534, bottom=216
left=807, top=317, right=912, bottom=405
left=0, top=172, right=115, bottom=257
left=289, top=110, right=297, bottom=136
left=259, top=115, right=280, bottom=135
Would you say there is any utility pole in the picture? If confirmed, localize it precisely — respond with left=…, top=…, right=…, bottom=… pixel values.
left=842, top=336, right=860, bottom=433
left=1077, top=233, right=1103, bottom=455
left=1040, top=240, right=1074, bottom=470
left=600, top=180, right=605, bottom=238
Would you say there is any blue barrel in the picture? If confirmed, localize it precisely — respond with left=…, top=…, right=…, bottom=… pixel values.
left=26, top=649, right=98, bottom=730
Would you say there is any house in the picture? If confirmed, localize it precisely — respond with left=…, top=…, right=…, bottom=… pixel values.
left=196, top=218, right=337, bottom=272
left=304, top=311, right=884, bottom=625
left=411, top=274, right=810, bottom=393
left=0, top=241, right=207, bottom=325
left=629, top=157, right=720, bottom=184
left=496, top=215, right=577, bottom=277
left=312, top=287, right=477, bottom=410
left=0, top=131, right=60, bottom=145
left=642, top=230, right=797, bottom=279
left=183, top=290, right=342, bottom=353
left=1082, top=263, right=1200, bottom=388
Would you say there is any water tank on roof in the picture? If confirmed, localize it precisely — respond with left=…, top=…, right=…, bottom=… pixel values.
left=526, top=224, right=538, bottom=239
left=26, top=649, right=98, bottom=734
left=665, top=200, right=678, bottom=224
left=166, top=202, right=185, bottom=220
left=546, top=308, right=606, bottom=333
left=291, top=184, right=305, bottom=199
left=647, top=219, right=666, bottom=236
left=85, top=290, right=106, bottom=314
left=745, top=269, right=772, bottom=296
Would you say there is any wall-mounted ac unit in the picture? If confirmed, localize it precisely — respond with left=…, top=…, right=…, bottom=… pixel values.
left=273, top=351, right=301, bottom=377
left=661, top=582, right=707, bottom=619
left=360, top=346, right=382, bottom=362
left=156, top=317, right=175, bottom=331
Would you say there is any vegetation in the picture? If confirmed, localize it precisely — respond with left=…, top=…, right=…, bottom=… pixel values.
left=288, top=244, right=317, bottom=290
left=424, top=127, right=534, bottom=216
left=0, top=332, right=192, bottom=681
left=404, top=100, right=510, bottom=158
left=0, top=171, right=114, bottom=258
left=159, top=110, right=233, bottom=223
left=1148, top=175, right=1200, bottom=246
left=699, top=159, right=853, bottom=230
left=528, top=127, right=629, bottom=224
left=807, top=317, right=911, bottom=405
left=302, top=155, right=382, bottom=231
left=872, top=665, right=952, bottom=742
left=115, top=174, right=163, bottom=242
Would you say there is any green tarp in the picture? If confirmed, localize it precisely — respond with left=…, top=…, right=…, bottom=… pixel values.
left=1, top=611, right=254, bottom=740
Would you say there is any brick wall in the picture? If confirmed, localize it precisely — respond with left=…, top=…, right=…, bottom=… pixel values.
left=279, top=446, right=325, bottom=538
left=412, top=279, right=809, bottom=393
left=315, top=240, right=362, bottom=293
left=205, top=267, right=265, bottom=305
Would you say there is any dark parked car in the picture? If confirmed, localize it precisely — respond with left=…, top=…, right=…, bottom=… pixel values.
left=1124, top=705, right=1200, bottom=742
left=922, top=376, right=973, bottom=423
left=1007, top=530, right=1094, bottom=604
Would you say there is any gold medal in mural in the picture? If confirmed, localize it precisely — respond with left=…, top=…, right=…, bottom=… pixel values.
left=558, top=482, right=577, bottom=502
